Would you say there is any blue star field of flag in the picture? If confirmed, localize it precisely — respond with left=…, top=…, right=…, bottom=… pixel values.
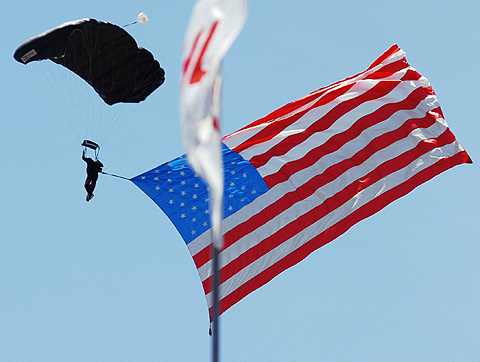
left=131, top=143, right=269, bottom=244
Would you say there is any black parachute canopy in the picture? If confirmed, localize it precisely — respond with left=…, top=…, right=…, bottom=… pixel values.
left=14, top=18, right=165, bottom=105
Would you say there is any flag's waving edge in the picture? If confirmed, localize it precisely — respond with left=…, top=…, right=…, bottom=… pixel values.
left=180, top=0, right=249, bottom=245
left=134, top=44, right=471, bottom=320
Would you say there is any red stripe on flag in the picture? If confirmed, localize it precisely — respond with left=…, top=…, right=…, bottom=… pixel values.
left=367, top=44, right=402, bottom=71
left=364, top=57, right=407, bottom=80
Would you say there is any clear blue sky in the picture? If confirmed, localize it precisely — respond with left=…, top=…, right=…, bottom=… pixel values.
left=1, top=1, right=479, bottom=361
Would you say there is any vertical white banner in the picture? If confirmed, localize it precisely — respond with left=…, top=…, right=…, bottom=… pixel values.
left=180, top=0, right=248, bottom=247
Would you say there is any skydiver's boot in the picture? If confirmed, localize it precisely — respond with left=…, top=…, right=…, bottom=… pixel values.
left=86, top=193, right=94, bottom=202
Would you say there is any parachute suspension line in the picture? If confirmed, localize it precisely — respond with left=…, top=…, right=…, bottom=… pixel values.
left=82, top=25, right=101, bottom=142
left=64, top=25, right=103, bottom=145
left=122, top=21, right=138, bottom=28
left=27, top=63, right=83, bottom=145
left=68, top=29, right=98, bottom=143
left=75, top=23, right=127, bottom=146
left=97, top=41, right=131, bottom=145
left=81, top=24, right=131, bottom=145
left=100, top=103, right=137, bottom=147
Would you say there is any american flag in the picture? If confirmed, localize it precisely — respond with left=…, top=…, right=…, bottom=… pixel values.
left=131, top=44, right=471, bottom=319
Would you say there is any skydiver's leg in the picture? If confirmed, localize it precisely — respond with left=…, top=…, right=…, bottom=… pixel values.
left=91, top=179, right=97, bottom=192
left=85, top=178, right=94, bottom=195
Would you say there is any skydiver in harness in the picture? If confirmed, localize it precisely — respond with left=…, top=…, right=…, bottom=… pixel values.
left=82, top=140, right=103, bottom=202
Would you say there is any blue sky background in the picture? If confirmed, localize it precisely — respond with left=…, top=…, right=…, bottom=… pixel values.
left=1, top=1, right=479, bottom=361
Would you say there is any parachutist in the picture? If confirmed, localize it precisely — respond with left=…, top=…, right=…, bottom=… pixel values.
left=14, top=18, right=165, bottom=160
left=82, top=150, right=103, bottom=202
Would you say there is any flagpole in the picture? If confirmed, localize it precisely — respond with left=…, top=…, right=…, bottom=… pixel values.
left=179, top=2, right=249, bottom=361
left=212, top=241, right=221, bottom=362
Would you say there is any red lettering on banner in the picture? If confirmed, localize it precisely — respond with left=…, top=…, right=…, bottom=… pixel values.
left=182, top=20, right=220, bottom=85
